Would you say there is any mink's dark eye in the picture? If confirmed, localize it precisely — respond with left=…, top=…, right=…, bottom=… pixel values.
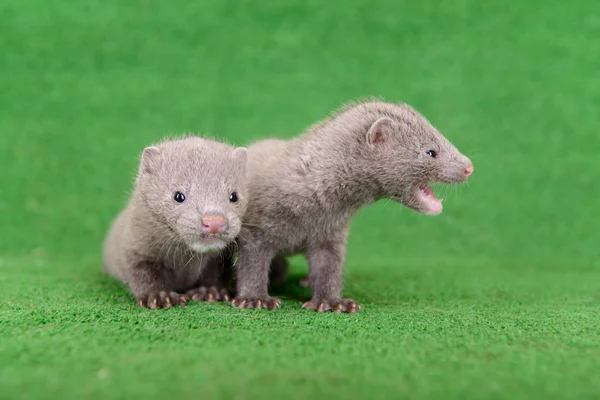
left=426, top=150, right=437, bottom=158
left=174, top=192, right=186, bottom=203
left=229, top=192, right=239, bottom=203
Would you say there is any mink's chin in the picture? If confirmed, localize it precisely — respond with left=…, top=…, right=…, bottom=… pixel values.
left=188, top=237, right=229, bottom=253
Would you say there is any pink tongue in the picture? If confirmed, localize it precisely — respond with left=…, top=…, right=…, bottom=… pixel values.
left=418, top=185, right=443, bottom=215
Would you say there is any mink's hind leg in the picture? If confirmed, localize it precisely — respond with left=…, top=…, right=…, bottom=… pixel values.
left=302, top=234, right=361, bottom=314
left=186, top=251, right=233, bottom=303
left=231, top=242, right=280, bottom=310
left=130, top=261, right=189, bottom=309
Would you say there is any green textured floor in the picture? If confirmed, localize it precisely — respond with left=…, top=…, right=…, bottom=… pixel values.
left=1, top=1, right=600, bottom=399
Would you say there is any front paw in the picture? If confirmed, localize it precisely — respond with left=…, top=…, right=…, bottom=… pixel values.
left=231, top=296, right=281, bottom=310
left=137, top=291, right=189, bottom=309
left=186, top=286, right=231, bottom=303
left=302, top=298, right=361, bottom=313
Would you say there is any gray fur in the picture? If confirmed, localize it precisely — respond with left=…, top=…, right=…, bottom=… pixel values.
left=103, top=136, right=248, bottom=309
left=231, top=100, right=473, bottom=313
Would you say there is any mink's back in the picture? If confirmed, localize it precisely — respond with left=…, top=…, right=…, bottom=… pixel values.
left=102, top=205, right=134, bottom=283
left=247, top=138, right=288, bottom=176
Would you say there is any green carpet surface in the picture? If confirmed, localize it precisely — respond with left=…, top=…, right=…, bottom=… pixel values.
left=1, top=0, right=599, bottom=399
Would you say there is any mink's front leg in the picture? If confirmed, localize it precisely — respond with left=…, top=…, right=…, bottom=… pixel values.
left=302, top=231, right=360, bottom=313
left=130, top=261, right=189, bottom=309
left=231, top=238, right=280, bottom=310
left=186, top=252, right=233, bottom=303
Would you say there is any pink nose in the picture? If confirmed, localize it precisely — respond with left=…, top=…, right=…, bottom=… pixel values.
left=201, top=216, right=227, bottom=234
left=464, top=164, right=474, bottom=177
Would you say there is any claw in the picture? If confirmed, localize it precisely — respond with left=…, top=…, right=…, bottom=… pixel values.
left=267, top=298, right=281, bottom=310
left=136, top=291, right=189, bottom=309
left=187, top=286, right=231, bottom=303
left=149, top=297, right=158, bottom=310
left=302, top=298, right=361, bottom=313
left=220, top=289, right=230, bottom=302
left=232, top=297, right=281, bottom=310
left=191, top=287, right=206, bottom=301
left=179, top=295, right=189, bottom=305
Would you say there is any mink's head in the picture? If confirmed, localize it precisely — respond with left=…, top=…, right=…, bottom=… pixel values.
left=358, top=103, right=473, bottom=215
left=135, top=137, right=248, bottom=252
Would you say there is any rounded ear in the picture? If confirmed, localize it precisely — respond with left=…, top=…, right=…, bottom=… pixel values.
left=366, top=117, right=395, bottom=146
left=232, top=147, right=248, bottom=168
left=140, top=146, right=161, bottom=174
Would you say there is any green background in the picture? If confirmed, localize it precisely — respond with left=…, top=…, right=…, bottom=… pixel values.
left=1, top=0, right=599, bottom=399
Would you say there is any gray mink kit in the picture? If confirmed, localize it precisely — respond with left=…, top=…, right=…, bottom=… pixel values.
left=103, top=136, right=249, bottom=309
left=231, top=100, right=474, bottom=313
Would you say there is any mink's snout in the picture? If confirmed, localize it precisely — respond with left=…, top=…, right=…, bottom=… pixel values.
left=464, top=163, right=474, bottom=177
left=461, top=157, right=474, bottom=180
left=201, top=215, right=228, bottom=234
left=439, top=156, right=473, bottom=183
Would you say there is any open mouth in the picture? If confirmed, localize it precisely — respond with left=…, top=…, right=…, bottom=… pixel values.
left=413, top=185, right=443, bottom=215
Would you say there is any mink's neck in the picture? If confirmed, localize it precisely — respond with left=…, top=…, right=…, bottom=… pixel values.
left=288, top=131, right=383, bottom=216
